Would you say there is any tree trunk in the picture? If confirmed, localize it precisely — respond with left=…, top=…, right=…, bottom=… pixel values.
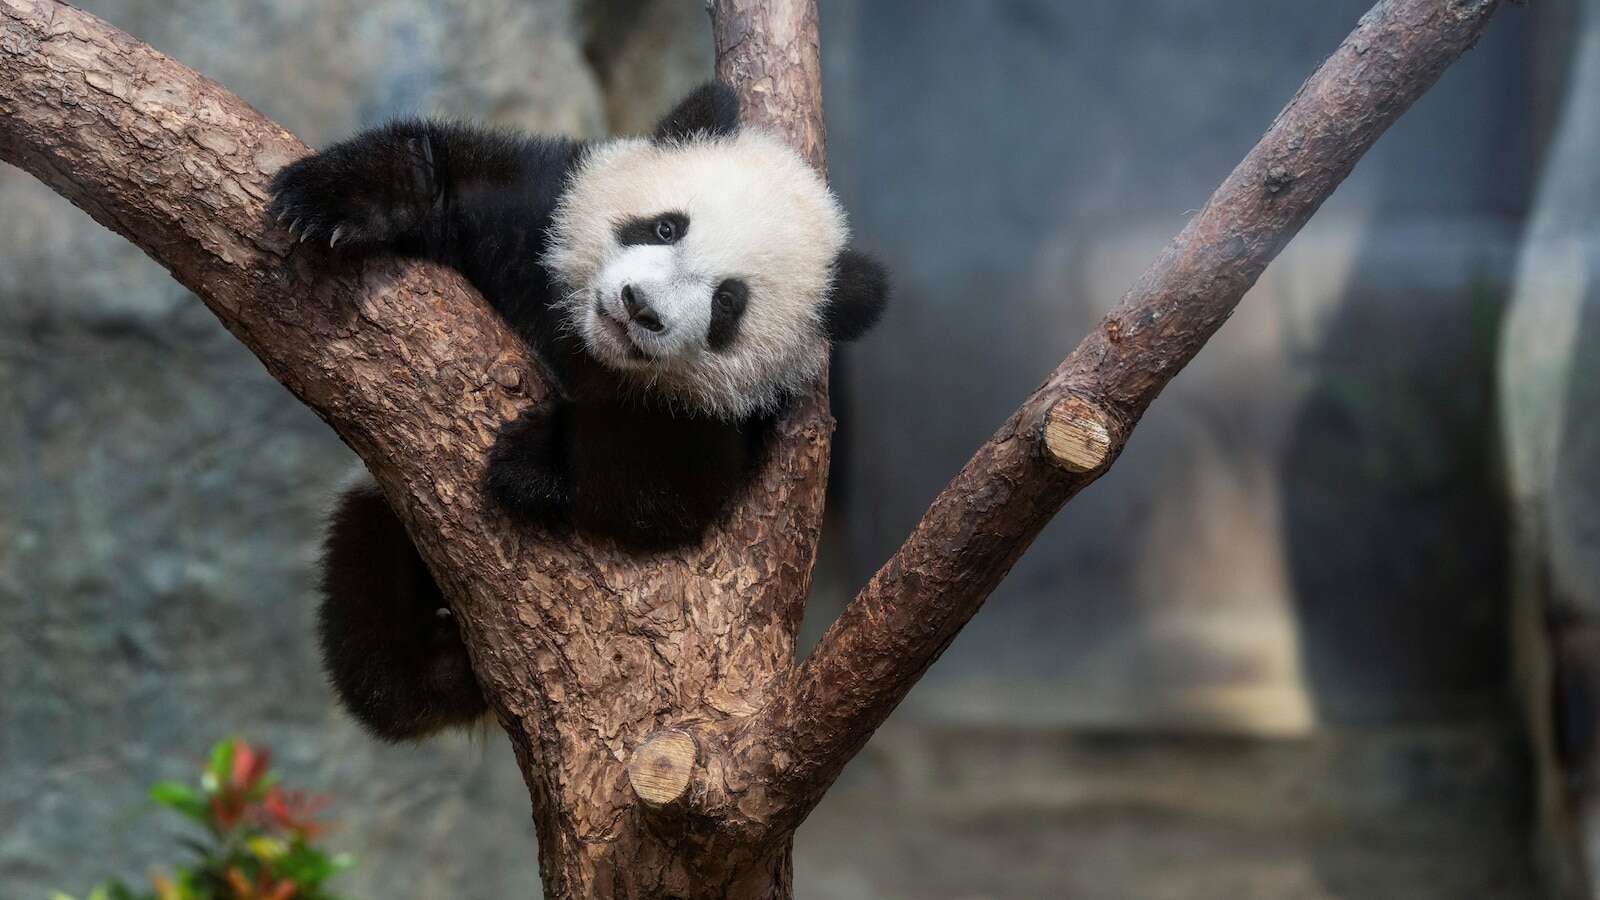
left=0, top=0, right=1508, bottom=896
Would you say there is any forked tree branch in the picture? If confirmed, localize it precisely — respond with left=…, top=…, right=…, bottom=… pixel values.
left=735, top=0, right=1507, bottom=833
left=0, top=0, right=1510, bottom=889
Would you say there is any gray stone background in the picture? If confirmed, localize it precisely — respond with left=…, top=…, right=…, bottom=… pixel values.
left=3, top=0, right=1597, bottom=897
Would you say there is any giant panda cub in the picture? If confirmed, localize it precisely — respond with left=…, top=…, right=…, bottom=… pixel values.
left=268, top=82, right=889, bottom=741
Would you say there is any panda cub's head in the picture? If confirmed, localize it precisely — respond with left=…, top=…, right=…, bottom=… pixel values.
left=544, top=83, right=888, bottom=419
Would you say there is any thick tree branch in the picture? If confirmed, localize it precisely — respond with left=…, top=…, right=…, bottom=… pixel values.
left=712, top=0, right=827, bottom=174
left=0, top=4, right=572, bottom=762
left=0, top=0, right=582, bottom=775
left=741, top=0, right=1507, bottom=832
left=0, top=0, right=548, bottom=469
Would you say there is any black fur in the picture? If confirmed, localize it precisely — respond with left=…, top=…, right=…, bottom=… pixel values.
left=317, top=483, right=487, bottom=741
left=651, top=81, right=740, bottom=143
left=823, top=249, right=890, bottom=343
left=615, top=212, right=689, bottom=246
left=274, top=81, right=884, bottom=739
left=487, top=401, right=773, bottom=551
left=706, top=278, right=750, bottom=352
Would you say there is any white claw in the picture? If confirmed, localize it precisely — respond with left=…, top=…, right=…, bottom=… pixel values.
left=287, top=218, right=302, bottom=237
left=330, top=225, right=346, bottom=248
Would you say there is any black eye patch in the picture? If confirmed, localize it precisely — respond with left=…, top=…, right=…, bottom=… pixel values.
left=615, top=212, right=689, bottom=246
left=706, top=278, right=749, bottom=352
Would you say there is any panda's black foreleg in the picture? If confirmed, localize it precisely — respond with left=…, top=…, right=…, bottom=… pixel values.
left=266, top=120, right=538, bottom=259
left=267, top=121, right=445, bottom=254
left=484, top=404, right=574, bottom=529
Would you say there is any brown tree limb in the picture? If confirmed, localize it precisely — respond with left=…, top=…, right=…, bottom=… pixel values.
left=712, top=0, right=827, bottom=174
left=736, top=0, right=1508, bottom=834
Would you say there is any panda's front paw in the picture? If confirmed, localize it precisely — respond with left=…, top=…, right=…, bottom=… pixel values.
left=484, top=457, right=573, bottom=527
left=268, top=155, right=381, bottom=252
left=266, top=128, right=436, bottom=253
left=484, top=408, right=573, bottom=528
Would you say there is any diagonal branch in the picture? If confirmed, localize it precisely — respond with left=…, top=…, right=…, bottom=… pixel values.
left=0, top=0, right=546, bottom=554
left=739, top=0, right=1508, bottom=832
left=0, top=1, right=610, bottom=773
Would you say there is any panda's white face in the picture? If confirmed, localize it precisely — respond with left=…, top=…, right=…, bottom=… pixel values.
left=544, top=130, right=849, bottom=419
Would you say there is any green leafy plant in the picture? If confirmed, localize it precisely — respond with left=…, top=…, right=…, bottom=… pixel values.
left=54, top=738, right=354, bottom=900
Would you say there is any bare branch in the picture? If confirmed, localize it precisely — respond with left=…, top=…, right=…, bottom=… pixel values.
left=742, top=0, right=1509, bottom=831
left=0, top=0, right=558, bottom=457
left=0, top=0, right=557, bottom=586
left=711, top=0, right=827, bottom=173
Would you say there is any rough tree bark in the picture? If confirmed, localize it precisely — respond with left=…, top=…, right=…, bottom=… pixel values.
left=0, top=0, right=1506, bottom=897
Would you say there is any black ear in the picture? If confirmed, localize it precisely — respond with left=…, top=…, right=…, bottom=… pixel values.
left=653, top=82, right=741, bottom=143
left=823, top=249, right=890, bottom=343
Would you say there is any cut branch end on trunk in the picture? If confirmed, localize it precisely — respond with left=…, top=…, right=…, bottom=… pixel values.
left=628, top=730, right=698, bottom=808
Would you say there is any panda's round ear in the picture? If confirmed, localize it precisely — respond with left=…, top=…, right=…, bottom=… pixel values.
left=824, top=249, right=890, bottom=343
left=653, top=82, right=741, bottom=143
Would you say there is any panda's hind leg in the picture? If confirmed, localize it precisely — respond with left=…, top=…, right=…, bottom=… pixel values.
left=318, top=479, right=488, bottom=741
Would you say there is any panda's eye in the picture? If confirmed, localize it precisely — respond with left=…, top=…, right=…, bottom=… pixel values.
left=715, top=288, right=736, bottom=311
left=618, top=213, right=687, bottom=246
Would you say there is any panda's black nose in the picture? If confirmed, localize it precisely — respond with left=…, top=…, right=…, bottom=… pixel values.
left=621, top=284, right=664, bottom=332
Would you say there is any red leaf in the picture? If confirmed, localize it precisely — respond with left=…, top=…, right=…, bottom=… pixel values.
left=231, top=740, right=271, bottom=792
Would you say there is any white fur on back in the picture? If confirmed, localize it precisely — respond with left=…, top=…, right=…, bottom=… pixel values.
left=544, top=129, right=849, bottom=419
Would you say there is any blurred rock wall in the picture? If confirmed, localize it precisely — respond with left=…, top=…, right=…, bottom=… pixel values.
left=1503, top=0, right=1600, bottom=891
left=816, top=0, right=1533, bottom=734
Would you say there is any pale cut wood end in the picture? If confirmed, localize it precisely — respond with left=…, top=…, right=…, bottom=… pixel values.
left=627, top=731, right=697, bottom=807
left=1044, top=397, right=1113, bottom=472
